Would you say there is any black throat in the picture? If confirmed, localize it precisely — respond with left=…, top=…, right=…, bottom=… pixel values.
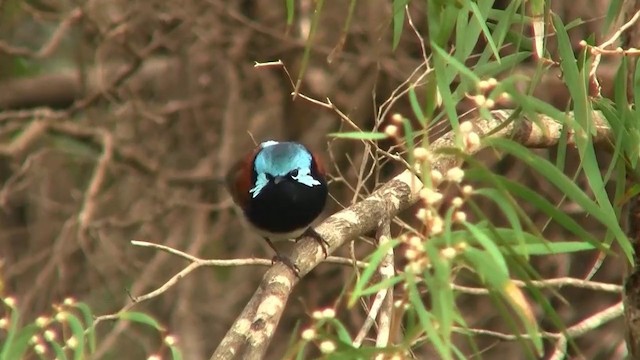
left=246, top=177, right=327, bottom=234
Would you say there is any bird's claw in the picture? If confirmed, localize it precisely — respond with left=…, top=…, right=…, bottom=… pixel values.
left=297, top=227, right=329, bottom=259
left=271, top=254, right=301, bottom=277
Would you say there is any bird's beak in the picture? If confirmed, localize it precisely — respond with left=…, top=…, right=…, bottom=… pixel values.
left=273, top=176, right=285, bottom=184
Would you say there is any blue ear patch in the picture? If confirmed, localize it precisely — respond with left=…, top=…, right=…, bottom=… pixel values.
left=249, top=142, right=321, bottom=198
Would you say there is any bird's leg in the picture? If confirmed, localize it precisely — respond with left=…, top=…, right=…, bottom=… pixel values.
left=296, top=227, right=329, bottom=259
left=262, top=237, right=300, bottom=276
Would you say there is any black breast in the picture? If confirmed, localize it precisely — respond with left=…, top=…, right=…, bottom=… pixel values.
left=246, top=178, right=327, bottom=233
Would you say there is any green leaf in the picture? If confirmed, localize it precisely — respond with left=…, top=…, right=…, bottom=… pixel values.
left=462, top=247, right=509, bottom=290
left=407, top=276, right=452, bottom=359
left=469, top=0, right=500, bottom=61
left=409, top=86, right=426, bottom=126
left=117, top=311, right=164, bottom=330
left=72, top=302, right=96, bottom=353
left=492, top=174, right=605, bottom=251
left=349, top=239, right=399, bottom=306
left=170, top=345, right=184, bottom=360
left=285, top=0, right=294, bottom=24
left=432, top=43, right=481, bottom=84
left=604, top=0, right=623, bottom=30
left=505, top=241, right=597, bottom=256
left=474, top=188, right=526, bottom=252
left=485, top=137, right=628, bottom=259
left=463, top=222, right=509, bottom=276
left=475, top=52, right=530, bottom=78
left=0, top=303, right=21, bottom=360
left=59, top=312, right=85, bottom=360
left=326, top=318, right=353, bottom=343
left=423, top=241, right=455, bottom=351
left=360, top=275, right=404, bottom=296
left=48, top=338, right=68, bottom=360
left=1, top=324, right=39, bottom=360
left=392, top=0, right=410, bottom=50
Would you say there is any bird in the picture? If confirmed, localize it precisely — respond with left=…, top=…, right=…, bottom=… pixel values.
left=226, top=140, right=329, bottom=274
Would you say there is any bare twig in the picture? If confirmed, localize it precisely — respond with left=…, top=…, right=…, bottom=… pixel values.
left=457, top=301, right=622, bottom=341
left=375, top=216, right=394, bottom=352
left=586, top=10, right=640, bottom=96
left=352, top=216, right=394, bottom=349
left=78, top=130, right=114, bottom=230
left=0, top=8, right=83, bottom=58
left=452, top=277, right=622, bottom=295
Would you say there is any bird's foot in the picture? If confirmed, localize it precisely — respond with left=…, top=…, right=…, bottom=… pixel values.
left=297, top=227, right=329, bottom=259
left=271, top=254, right=301, bottom=277
left=262, top=236, right=301, bottom=277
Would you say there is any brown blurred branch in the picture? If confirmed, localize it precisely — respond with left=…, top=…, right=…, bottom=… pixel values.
left=0, top=8, right=83, bottom=59
left=0, top=57, right=178, bottom=110
left=0, top=60, right=621, bottom=114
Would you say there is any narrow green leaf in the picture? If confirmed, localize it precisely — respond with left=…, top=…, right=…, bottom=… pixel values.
left=118, top=311, right=164, bottom=330
left=505, top=241, right=597, bottom=255
left=2, top=324, right=39, bottom=360
left=72, top=303, right=96, bottom=353
left=170, top=345, right=184, bottom=360
left=485, top=137, right=630, bottom=260
left=407, top=276, right=452, bottom=359
left=474, top=188, right=525, bottom=251
left=0, top=304, right=21, bottom=360
left=349, top=239, right=399, bottom=306
left=424, top=242, right=455, bottom=349
left=392, top=0, right=410, bottom=50
left=360, top=275, right=404, bottom=296
left=326, top=318, right=353, bottom=343
left=48, top=339, right=68, bottom=360
left=494, top=175, right=606, bottom=251
left=463, top=222, right=509, bottom=276
left=409, top=86, right=426, bottom=126
left=634, top=58, right=640, bottom=113
left=433, top=44, right=461, bottom=134
left=285, top=0, right=294, bottom=25
left=475, top=52, right=530, bottom=78
left=432, top=43, right=481, bottom=84
left=469, top=1, right=500, bottom=61
left=604, top=0, right=623, bottom=30
left=60, top=312, right=85, bottom=360
left=462, top=247, right=509, bottom=288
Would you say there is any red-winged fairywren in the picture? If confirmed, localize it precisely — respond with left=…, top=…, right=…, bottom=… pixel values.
left=226, top=140, right=329, bottom=273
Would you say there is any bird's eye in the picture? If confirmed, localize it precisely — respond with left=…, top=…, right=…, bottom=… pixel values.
left=288, top=169, right=299, bottom=177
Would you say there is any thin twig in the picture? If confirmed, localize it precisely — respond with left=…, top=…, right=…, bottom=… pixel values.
left=375, top=217, right=394, bottom=353
left=456, top=301, right=623, bottom=341
left=451, top=277, right=622, bottom=295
